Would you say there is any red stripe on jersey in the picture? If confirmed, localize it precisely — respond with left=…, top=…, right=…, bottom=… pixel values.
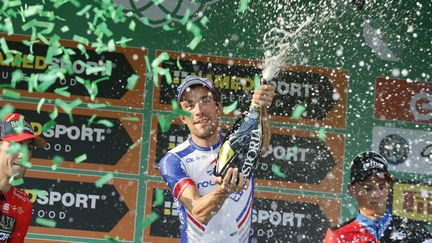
left=187, top=212, right=206, bottom=231
left=238, top=204, right=252, bottom=229
left=173, top=178, right=195, bottom=200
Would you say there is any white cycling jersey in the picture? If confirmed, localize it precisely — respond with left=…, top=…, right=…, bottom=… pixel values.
left=159, top=134, right=253, bottom=243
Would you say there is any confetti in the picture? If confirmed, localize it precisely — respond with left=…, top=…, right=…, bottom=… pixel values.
left=127, top=74, right=139, bottom=90
left=87, top=103, right=109, bottom=109
left=253, top=74, right=261, bottom=90
left=49, top=106, right=58, bottom=120
left=96, top=119, right=113, bottom=127
left=291, top=105, right=306, bottom=119
left=200, top=16, right=209, bottom=27
left=283, top=146, right=299, bottom=160
left=140, top=212, right=159, bottom=230
left=60, top=25, right=69, bottom=32
left=51, top=155, right=64, bottom=171
left=157, top=114, right=173, bottom=133
left=171, top=100, right=191, bottom=118
left=128, top=20, right=136, bottom=31
left=55, top=98, right=82, bottom=122
left=104, top=235, right=120, bottom=243
left=271, top=164, right=286, bottom=178
left=31, top=189, right=49, bottom=197
left=74, top=154, right=87, bottom=163
left=180, top=9, right=191, bottom=25
left=76, top=4, right=92, bottom=16
left=36, top=217, right=57, bottom=228
left=0, top=104, right=14, bottom=120
left=42, top=120, right=56, bottom=132
left=318, top=127, right=327, bottom=140
left=54, top=87, right=71, bottom=97
left=120, top=116, right=140, bottom=122
left=159, top=68, right=172, bottom=85
left=176, top=56, right=182, bottom=70
left=238, top=0, right=250, bottom=12
left=223, top=101, right=238, bottom=114
left=153, top=189, right=164, bottom=207
left=9, top=174, right=24, bottom=186
left=95, top=172, right=114, bottom=188
left=151, top=52, right=169, bottom=69
left=2, top=89, right=21, bottom=99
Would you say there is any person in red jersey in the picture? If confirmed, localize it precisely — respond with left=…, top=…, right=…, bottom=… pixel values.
left=324, top=151, right=432, bottom=243
left=0, top=113, right=46, bottom=243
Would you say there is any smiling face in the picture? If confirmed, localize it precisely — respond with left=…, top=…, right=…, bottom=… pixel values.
left=179, top=85, right=220, bottom=146
left=0, top=139, right=33, bottom=180
left=349, top=173, right=391, bottom=219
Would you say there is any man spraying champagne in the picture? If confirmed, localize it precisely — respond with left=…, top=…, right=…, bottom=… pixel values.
left=159, top=76, right=275, bottom=242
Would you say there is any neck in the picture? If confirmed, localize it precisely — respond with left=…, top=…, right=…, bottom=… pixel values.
left=191, top=133, right=220, bottom=148
left=359, top=207, right=387, bottom=220
left=0, top=177, right=11, bottom=194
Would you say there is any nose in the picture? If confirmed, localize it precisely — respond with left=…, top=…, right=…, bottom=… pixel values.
left=192, top=102, right=205, bottom=115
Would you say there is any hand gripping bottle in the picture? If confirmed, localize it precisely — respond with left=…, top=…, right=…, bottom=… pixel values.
left=214, top=102, right=263, bottom=180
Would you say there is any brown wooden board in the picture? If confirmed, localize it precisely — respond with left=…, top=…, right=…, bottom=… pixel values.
left=0, top=34, right=146, bottom=108
left=0, top=101, right=143, bottom=174
left=152, top=50, right=348, bottom=128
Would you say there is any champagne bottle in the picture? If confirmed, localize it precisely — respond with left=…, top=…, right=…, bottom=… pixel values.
left=214, top=102, right=263, bottom=180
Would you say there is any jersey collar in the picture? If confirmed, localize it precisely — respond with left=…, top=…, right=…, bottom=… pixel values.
left=189, top=132, right=223, bottom=151
left=356, top=208, right=392, bottom=240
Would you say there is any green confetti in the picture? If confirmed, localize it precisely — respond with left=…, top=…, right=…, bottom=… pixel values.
left=187, top=35, right=202, bottom=50
left=129, top=20, right=136, bottom=31
left=104, top=235, right=120, bottom=243
left=49, top=106, right=58, bottom=120
left=55, top=98, right=82, bottom=122
left=127, top=74, right=139, bottom=90
left=96, top=119, right=113, bottom=127
left=86, top=66, right=105, bottom=75
left=151, top=52, right=169, bottom=69
left=254, top=74, right=261, bottom=90
left=36, top=218, right=57, bottom=228
left=271, top=164, right=286, bottom=178
left=9, top=174, right=24, bottom=186
left=238, top=0, right=250, bottom=12
left=223, top=101, right=238, bottom=114
left=171, top=100, right=191, bottom=118
left=54, top=87, right=71, bottom=97
left=60, top=25, right=69, bottom=32
left=152, top=0, right=164, bottom=5
left=180, top=9, right=191, bottom=25
left=4, top=17, right=14, bottom=35
left=176, top=57, right=183, bottom=70
left=120, top=116, right=140, bottom=122
left=157, top=114, right=173, bottom=133
left=11, top=70, right=23, bottom=88
left=283, top=146, right=299, bottom=160
left=140, top=212, right=159, bottom=230
left=2, top=89, right=21, bottom=99
left=318, top=127, right=327, bottom=140
left=74, top=154, right=87, bottom=163
left=73, top=35, right=89, bottom=45
left=51, top=155, right=64, bottom=171
left=0, top=104, right=14, bottom=120
left=162, top=25, right=175, bottom=31
left=291, top=105, right=306, bottom=119
left=95, top=172, right=114, bottom=188
left=31, top=189, right=49, bottom=197
left=159, top=68, right=172, bottom=85
left=87, top=103, right=109, bottom=109
left=76, top=4, right=92, bottom=16
left=42, top=120, right=56, bottom=132
left=86, top=115, right=96, bottom=126
left=200, top=16, right=209, bottom=27
left=105, top=60, right=112, bottom=76
left=153, top=189, right=164, bottom=206
left=128, top=138, right=141, bottom=150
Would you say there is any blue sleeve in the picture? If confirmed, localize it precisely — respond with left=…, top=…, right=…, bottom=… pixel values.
left=158, top=152, right=196, bottom=200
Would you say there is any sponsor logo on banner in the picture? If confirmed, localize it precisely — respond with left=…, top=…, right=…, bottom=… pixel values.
left=0, top=34, right=146, bottom=108
left=148, top=117, right=344, bottom=193
left=144, top=182, right=180, bottom=243
left=251, top=191, right=340, bottom=242
left=374, top=78, right=432, bottom=123
left=144, top=182, right=341, bottom=242
left=0, top=101, right=142, bottom=174
left=257, top=127, right=344, bottom=193
left=372, top=126, right=432, bottom=175
left=22, top=170, right=138, bottom=241
left=152, top=51, right=348, bottom=128
left=392, top=182, right=432, bottom=222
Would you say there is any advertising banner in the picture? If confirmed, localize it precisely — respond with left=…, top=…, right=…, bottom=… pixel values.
left=392, top=182, right=432, bottom=222
left=143, top=182, right=341, bottom=242
left=372, top=126, right=432, bottom=175
left=374, top=78, right=432, bottom=124
left=148, top=117, right=344, bottom=193
left=0, top=34, right=146, bottom=108
left=22, top=170, right=138, bottom=241
left=0, top=101, right=143, bottom=174
left=152, top=50, right=348, bottom=128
